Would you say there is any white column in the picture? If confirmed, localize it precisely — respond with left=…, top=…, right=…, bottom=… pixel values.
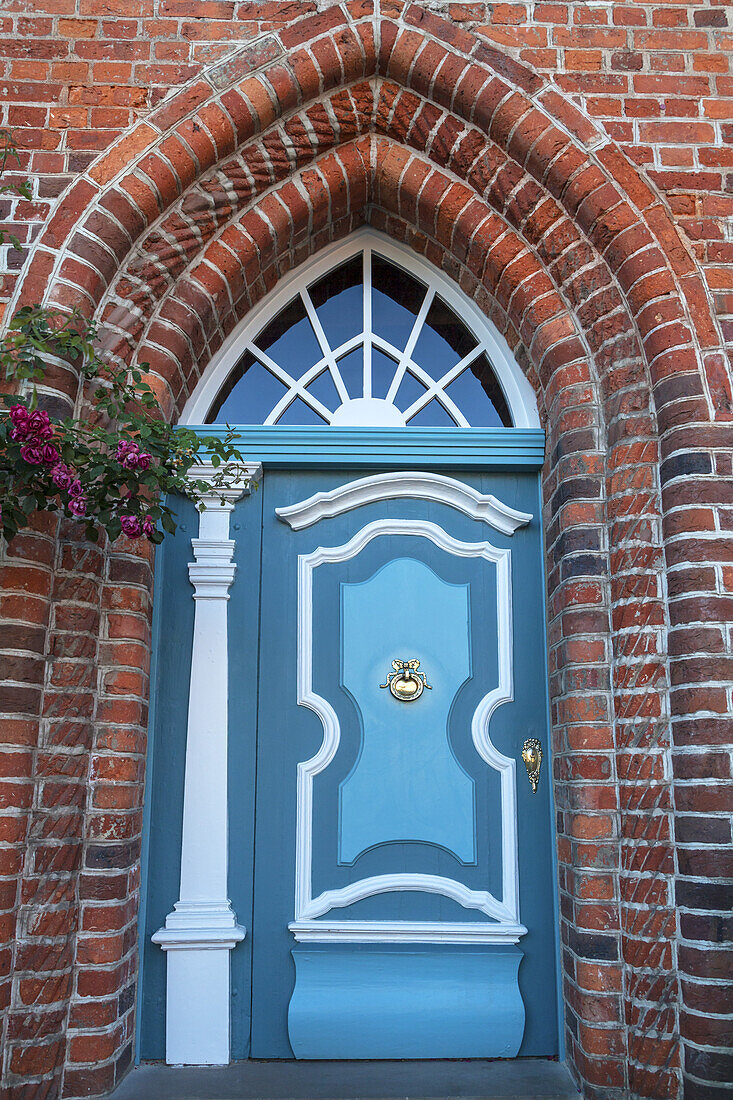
left=152, top=463, right=261, bottom=1066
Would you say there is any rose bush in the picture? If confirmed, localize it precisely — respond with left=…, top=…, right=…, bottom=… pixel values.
left=0, top=129, right=248, bottom=547
left=0, top=306, right=246, bottom=546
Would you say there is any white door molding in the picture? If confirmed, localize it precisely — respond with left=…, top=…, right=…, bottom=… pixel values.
left=276, top=471, right=532, bottom=535
left=289, top=517, right=528, bottom=945
left=152, top=462, right=260, bottom=1065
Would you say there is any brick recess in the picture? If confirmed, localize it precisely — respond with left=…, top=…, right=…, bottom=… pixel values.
left=0, top=4, right=731, bottom=1100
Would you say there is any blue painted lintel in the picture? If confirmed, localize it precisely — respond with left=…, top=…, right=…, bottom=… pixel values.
left=181, top=426, right=546, bottom=470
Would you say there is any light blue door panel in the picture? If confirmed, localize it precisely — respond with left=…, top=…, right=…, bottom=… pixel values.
left=307, top=533, right=502, bottom=914
left=288, top=945, right=524, bottom=1059
left=341, top=559, right=474, bottom=865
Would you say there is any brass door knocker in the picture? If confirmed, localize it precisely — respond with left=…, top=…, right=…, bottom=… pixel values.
left=522, top=738, right=542, bottom=793
left=380, top=659, right=432, bottom=702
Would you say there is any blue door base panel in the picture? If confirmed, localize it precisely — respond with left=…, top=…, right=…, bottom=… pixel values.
left=288, top=946, right=524, bottom=1060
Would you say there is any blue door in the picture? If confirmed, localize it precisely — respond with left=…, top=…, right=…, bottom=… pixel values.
left=241, top=465, right=558, bottom=1060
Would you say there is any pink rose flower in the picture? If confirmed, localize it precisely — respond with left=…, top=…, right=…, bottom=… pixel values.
left=9, top=406, right=53, bottom=442
left=116, top=440, right=143, bottom=469
left=27, top=410, right=53, bottom=441
left=40, top=443, right=60, bottom=466
left=120, top=514, right=142, bottom=538
left=9, top=405, right=32, bottom=440
left=9, top=405, right=30, bottom=428
left=142, top=516, right=155, bottom=538
left=51, top=463, right=73, bottom=490
left=136, top=452, right=152, bottom=471
left=68, top=479, right=84, bottom=498
left=20, top=443, right=45, bottom=465
left=68, top=497, right=87, bottom=517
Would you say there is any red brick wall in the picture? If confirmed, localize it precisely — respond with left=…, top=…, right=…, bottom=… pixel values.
left=0, top=4, right=732, bottom=1099
left=2, top=0, right=733, bottom=341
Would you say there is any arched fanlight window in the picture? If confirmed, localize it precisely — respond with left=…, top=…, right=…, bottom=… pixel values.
left=182, top=232, right=539, bottom=429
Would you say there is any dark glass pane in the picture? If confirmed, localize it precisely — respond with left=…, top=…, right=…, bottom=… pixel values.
left=308, top=255, right=363, bottom=349
left=371, top=348, right=400, bottom=399
left=305, top=369, right=341, bottom=411
left=276, top=396, right=329, bottom=426
left=412, top=295, right=477, bottom=379
left=253, top=295, right=322, bottom=378
left=444, top=356, right=512, bottom=427
left=337, top=348, right=364, bottom=399
left=394, top=369, right=427, bottom=412
left=408, top=398, right=457, bottom=427
left=371, top=254, right=427, bottom=351
left=205, top=353, right=288, bottom=424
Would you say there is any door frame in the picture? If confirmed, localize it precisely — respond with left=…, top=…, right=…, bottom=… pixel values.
left=137, top=426, right=564, bottom=1066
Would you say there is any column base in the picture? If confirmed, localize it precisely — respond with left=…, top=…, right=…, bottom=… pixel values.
left=152, top=901, right=245, bottom=1065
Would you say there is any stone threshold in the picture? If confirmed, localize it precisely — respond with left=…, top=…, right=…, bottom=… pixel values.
left=107, top=1057, right=582, bottom=1099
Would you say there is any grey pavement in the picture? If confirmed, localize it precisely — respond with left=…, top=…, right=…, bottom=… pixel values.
left=108, top=1058, right=582, bottom=1100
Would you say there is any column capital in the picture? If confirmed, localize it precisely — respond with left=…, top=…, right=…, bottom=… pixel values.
left=190, top=460, right=262, bottom=500
left=189, top=461, right=262, bottom=541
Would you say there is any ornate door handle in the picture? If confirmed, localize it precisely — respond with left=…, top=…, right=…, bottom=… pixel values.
left=522, top=738, right=542, bottom=793
left=380, top=659, right=432, bottom=702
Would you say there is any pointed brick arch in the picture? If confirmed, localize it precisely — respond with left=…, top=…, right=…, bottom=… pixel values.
left=15, top=6, right=728, bottom=421
left=3, top=6, right=733, bottom=1100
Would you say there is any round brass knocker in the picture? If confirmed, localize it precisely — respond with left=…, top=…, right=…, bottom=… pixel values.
left=380, top=659, right=432, bottom=702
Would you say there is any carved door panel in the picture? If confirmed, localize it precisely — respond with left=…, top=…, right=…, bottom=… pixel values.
left=245, top=468, right=558, bottom=1060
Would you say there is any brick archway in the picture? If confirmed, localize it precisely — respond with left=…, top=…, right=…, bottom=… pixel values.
left=2, top=6, right=732, bottom=1100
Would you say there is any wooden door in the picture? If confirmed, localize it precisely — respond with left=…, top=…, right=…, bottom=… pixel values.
left=245, top=467, right=558, bottom=1059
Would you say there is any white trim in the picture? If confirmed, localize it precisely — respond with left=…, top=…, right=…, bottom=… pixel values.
left=362, top=246, right=372, bottom=398
left=276, top=471, right=532, bottom=535
left=179, top=228, right=540, bottom=429
left=290, top=517, right=526, bottom=944
left=290, top=921, right=527, bottom=944
left=153, top=901, right=246, bottom=951
left=385, top=286, right=435, bottom=405
left=304, top=874, right=514, bottom=923
left=300, top=285, right=351, bottom=405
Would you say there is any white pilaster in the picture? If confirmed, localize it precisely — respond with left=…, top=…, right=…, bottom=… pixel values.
left=152, top=463, right=261, bottom=1066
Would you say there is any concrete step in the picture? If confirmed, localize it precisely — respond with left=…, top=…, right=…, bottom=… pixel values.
left=108, top=1058, right=582, bottom=1100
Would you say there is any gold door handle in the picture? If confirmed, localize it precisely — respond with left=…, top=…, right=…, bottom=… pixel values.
left=380, top=659, right=432, bottom=702
left=522, top=738, right=542, bottom=793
